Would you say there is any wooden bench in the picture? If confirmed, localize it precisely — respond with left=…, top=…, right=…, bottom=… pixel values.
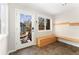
left=37, top=34, right=57, bottom=47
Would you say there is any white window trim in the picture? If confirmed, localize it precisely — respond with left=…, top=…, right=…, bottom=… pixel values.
left=38, top=17, right=52, bottom=32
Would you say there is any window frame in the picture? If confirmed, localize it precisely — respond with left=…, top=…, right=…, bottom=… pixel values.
left=38, top=16, right=52, bottom=32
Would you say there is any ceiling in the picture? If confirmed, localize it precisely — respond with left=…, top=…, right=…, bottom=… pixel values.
left=19, top=3, right=79, bottom=16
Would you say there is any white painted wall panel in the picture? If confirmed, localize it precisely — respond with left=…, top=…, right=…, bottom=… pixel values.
left=55, top=8, right=79, bottom=47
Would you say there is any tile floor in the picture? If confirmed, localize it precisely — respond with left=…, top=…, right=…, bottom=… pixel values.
left=10, top=41, right=79, bottom=55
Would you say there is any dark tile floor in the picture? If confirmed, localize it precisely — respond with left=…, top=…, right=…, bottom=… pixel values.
left=10, top=41, right=79, bottom=55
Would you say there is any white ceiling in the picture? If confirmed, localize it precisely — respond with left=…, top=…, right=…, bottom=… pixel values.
left=19, top=3, right=79, bottom=16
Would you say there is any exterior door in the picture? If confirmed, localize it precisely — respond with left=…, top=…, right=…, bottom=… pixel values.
left=15, top=9, right=35, bottom=50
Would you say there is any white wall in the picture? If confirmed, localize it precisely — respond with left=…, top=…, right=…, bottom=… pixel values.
left=55, top=7, right=79, bottom=46
left=0, top=4, right=8, bottom=55
left=8, top=3, right=55, bottom=53
left=0, top=35, right=8, bottom=55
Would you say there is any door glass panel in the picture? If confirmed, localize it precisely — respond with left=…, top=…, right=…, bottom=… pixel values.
left=20, top=14, right=32, bottom=44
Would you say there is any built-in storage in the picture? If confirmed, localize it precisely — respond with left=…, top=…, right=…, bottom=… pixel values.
left=37, top=34, right=57, bottom=47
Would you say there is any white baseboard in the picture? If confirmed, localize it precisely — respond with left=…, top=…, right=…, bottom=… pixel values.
left=58, top=38, right=79, bottom=47
left=7, top=49, right=17, bottom=55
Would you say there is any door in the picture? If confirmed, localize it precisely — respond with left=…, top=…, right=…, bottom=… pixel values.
left=15, top=9, right=35, bottom=50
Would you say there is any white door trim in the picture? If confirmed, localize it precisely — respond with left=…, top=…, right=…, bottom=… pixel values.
left=15, top=9, right=36, bottom=50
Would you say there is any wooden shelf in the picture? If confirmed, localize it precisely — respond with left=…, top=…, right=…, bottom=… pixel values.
left=69, top=22, right=79, bottom=26
left=55, top=22, right=79, bottom=26
left=56, top=35, right=79, bottom=43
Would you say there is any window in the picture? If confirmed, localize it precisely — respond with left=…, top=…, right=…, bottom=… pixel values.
left=38, top=17, right=51, bottom=31
left=46, top=19, right=50, bottom=30
left=38, top=17, right=45, bottom=30
left=0, top=4, right=8, bottom=34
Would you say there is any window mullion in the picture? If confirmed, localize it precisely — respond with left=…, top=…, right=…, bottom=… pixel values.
left=44, top=18, right=46, bottom=30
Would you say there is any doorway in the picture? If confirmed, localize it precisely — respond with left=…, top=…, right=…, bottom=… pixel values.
left=15, top=9, right=35, bottom=50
